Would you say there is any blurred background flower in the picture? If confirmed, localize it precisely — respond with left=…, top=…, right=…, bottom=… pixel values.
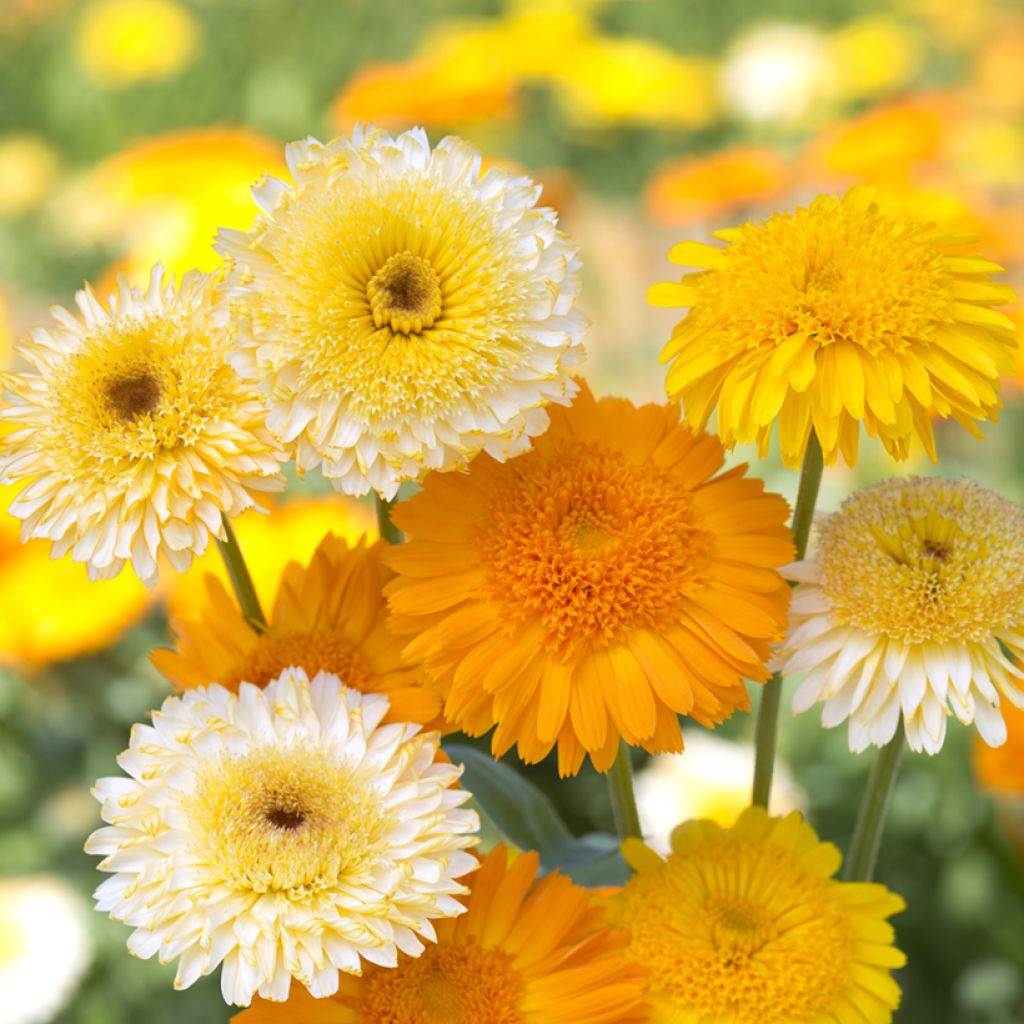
left=0, top=0, right=1022, bottom=1019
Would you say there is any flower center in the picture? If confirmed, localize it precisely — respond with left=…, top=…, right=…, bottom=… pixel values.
left=356, top=940, right=525, bottom=1024
left=478, top=441, right=714, bottom=656
left=367, top=251, right=443, bottom=335
left=103, top=368, right=162, bottom=421
left=187, top=746, right=384, bottom=898
left=820, top=478, right=1024, bottom=644
left=709, top=898, right=772, bottom=956
left=224, top=630, right=376, bottom=691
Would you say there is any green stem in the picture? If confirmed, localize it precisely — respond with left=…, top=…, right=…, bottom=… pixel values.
left=843, top=721, right=905, bottom=881
left=375, top=494, right=403, bottom=545
left=216, top=516, right=267, bottom=633
left=751, top=432, right=825, bottom=808
left=608, top=740, right=643, bottom=841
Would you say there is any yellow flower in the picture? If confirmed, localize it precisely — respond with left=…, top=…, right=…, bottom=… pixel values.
left=0, top=135, right=60, bottom=217
left=153, top=532, right=442, bottom=728
left=828, top=16, right=923, bottom=101
left=0, top=485, right=150, bottom=668
left=75, top=0, right=198, bottom=87
left=164, top=493, right=375, bottom=619
left=777, top=476, right=1024, bottom=754
left=651, top=186, right=1018, bottom=468
left=73, top=128, right=285, bottom=287
left=87, top=667, right=479, bottom=1006
left=235, top=845, right=648, bottom=1024
left=217, top=126, right=585, bottom=500
left=607, top=807, right=907, bottom=1024
left=0, top=267, right=285, bottom=585
left=386, top=382, right=793, bottom=775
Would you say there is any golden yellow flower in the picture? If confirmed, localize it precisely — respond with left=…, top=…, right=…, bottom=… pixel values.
left=153, top=532, right=441, bottom=728
left=0, top=485, right=149, bottom=668
left=607, top=807, right=907, bottom=1024
left=87, top=667, right=479, bottom=1006
left=235, top=845, right=648, bottom=1024
left=387, top=382, right=793, bottom=775
left=0, top=267, right=284, bottom=585
left=777, top=476, right=1024, bottom=754
left=217, top=126, right=585, bottom=499
left=75, top=0, right=198, bottom=87
left=164, top=492, right=374, bottom=618
left=651, top=186, right=1018, bottom=468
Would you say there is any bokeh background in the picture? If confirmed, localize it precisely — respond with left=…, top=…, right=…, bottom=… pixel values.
left=0, top=0, right=1023, bottom=1021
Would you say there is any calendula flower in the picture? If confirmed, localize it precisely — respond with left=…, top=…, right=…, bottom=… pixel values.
left=387, top=383, right=793, bottom=775
left=607, top=807, right=907, bottom=1024
left=0, top=267, right=284, bottom=585
left=777, top=477, right=1024, bottom=754
left=86, top=667, right=479, bottom=1006
left=0, top=876, right=92, bottom=1024
left=216, top=126, right=585, bottom=499
left=650, top=186, right=1018, bottom=467
left=236, top=845, right=648, bottom=1024
left=153, top=532, right=441, bottom=728
left=975, top=699, right=1024, bottom=795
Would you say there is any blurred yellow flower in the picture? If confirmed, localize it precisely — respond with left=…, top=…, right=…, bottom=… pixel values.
left=165, top=493, right=375, bottom=619
left=331, top=55, right=518, bottom=131
left=75, top=0, right=198, bottom=87
left=0, top=485, right=150, bottom=668
left=973, top=21, right=1024, bottom=113
left=71, top=128, right=284, bottom=288
left=829, top=16, right=923, bottom=101
left=646, top=147, right=789, bottom=225
left=0, top=136, right=59, bottom=217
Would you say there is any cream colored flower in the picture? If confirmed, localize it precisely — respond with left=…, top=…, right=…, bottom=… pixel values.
left=777, top=477, right=1024, bottom=754
left=216, top=126, right=585, bottom=499
left=86, top=667, right=479, bottom=1006
left=0, top=267, right=284, bottom=585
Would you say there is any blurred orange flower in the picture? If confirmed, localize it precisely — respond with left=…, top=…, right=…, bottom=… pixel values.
left=975, top=698, right=1024, bottom=794
left=646, top=147, right=790, bottom=225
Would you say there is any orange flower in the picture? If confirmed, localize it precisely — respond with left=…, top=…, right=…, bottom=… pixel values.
left=646, top=147, right=790, bottom=225
left=386, top=383, right=793, bottom=775
left=975, top=698, right=1024, bottom=795
left=154, top=532, right=441, bottom=728
left=234, top=845, right=648, bottom=1024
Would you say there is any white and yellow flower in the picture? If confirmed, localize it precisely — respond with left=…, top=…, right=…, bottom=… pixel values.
left=86, top=666, right=479, bottom=1006
left=776, top=477, right=1024, bottom=754
left=216, top=126, right=585, bottom=499
left=0, top=267, right=284, bottom=585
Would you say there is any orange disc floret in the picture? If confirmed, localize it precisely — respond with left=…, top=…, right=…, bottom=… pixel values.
left=385, top=382, right=794, bottom=775
left=235, top=844, right=648, bottom=1024
left=153, top=532, right=442, bottom=729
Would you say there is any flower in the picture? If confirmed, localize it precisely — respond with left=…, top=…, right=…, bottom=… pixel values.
left=776, top=476, right=1024, bottom=754
left=0, top=267, right=284, bottom=585
left=0, top=135, right=59, bottom=217
left=975, top=698, right=1024, bottom=794
left=165, top=493, right=374, bottom=619
left=650, top=186, right=1018, bottom=468
left=86, top=667, right=479, bottom=1006
left=0, top=484, right=150, bottom=668
left=386, top=382, right=793, bottom=775
left=606, top=807, right=907, bottom=1024
left=154, top=532, right=442, bottom=728
left=75, top=0, right=198, bottom=87
left=236, top=845, right=648, bottom=1024
left=216, top=126, right=585, bottom=500
left=646, top=147, right=790, bottom=226
left=635, top=732, right=805, bottom=853
left=0, top=876, right=92, bottom=1024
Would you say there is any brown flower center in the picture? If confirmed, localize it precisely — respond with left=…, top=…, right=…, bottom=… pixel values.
left=367, top=251, right=443, bottom=334
left=105, top=369, right=162, bottom=420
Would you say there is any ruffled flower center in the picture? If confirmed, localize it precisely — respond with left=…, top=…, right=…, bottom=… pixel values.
left=368, top=251, right=443, bottom=335
left=477, top=440, right=714, bottom=656
left=819, top=477, right=1024, bottom=643
left=187, top=746, right=384, bottom=898
left=224, top=630, right=376, bottom=691
left=104, top=367, right=162, bottom=420
left=356, top=940, right=524, bottom=1024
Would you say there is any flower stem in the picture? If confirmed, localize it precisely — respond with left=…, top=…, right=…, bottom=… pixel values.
left=375, top=494, right=403, bottom=545
left=751, top=432, right=824, bottom=808
left=216, top=515, right=267, bottom=633
left=843, top=721, right=905, bottom=882
left=608, top=740, right=643, bottom=841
